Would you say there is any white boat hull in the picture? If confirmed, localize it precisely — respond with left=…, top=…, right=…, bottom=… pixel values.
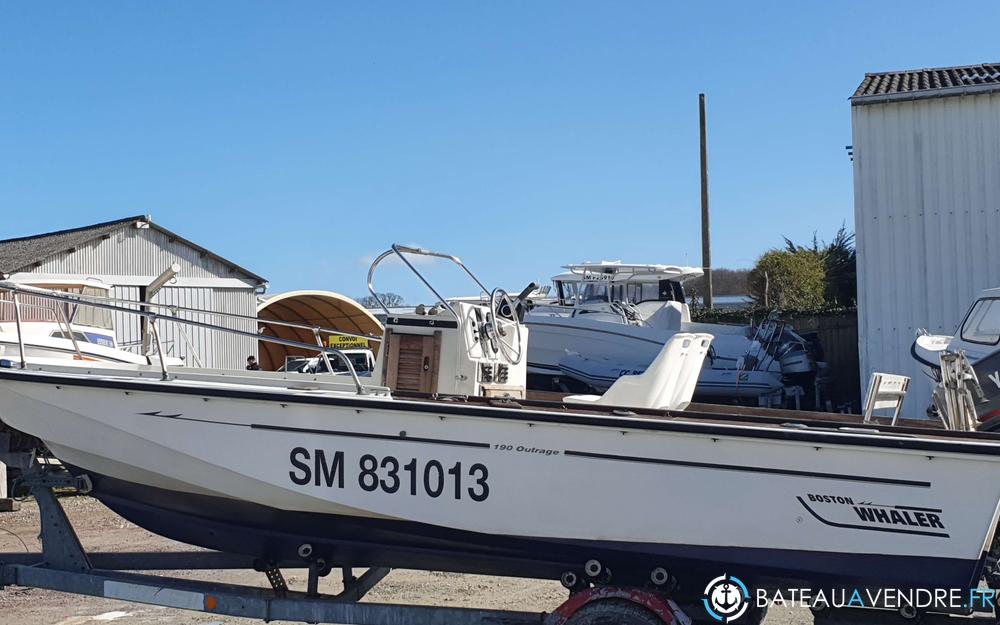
left=526, top=316, right=783, bottom=398
left=0, top=333, right=162, bottom=366
left=2, top=366, right=1000, bottom=590
left=557, top=352, right=782, bottom=399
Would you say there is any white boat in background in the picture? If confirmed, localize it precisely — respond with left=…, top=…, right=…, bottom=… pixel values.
left=0, top=278, right=181, bottom=367
left=911, top=287, right=1000, bottom=429
left=2, top=245, right=1000, bottom=597
left=523, top=262, right=816, bottom=403
left=913, top=287, right=1000, bottom=379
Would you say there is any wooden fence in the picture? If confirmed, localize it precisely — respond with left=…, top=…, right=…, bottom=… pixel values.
left=783, top=311, right=860, bottom=412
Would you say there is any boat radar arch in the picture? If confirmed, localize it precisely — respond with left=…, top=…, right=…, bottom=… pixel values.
left=556, top=262, right=703, bottom=284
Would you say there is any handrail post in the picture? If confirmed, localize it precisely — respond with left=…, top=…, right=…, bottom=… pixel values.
left=313, top=329, right=366, bottom=395
left=328, top=348, right=366, bottom=395
left=149, top=317, right=170, bottom=381
left=55, top=303, right=84, bottom=361
left=12, top=293, right=26, bottom=369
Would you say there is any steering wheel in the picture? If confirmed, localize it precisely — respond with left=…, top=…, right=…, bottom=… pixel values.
left=489, top=288, right=523, bottom=365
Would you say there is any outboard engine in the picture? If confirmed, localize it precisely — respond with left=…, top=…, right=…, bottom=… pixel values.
left=775, top=332, right=816, bottom=376
left=746, top=315, right=817, bottom=378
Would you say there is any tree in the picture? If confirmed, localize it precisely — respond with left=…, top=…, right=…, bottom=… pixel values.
left=747, top=249, right=827, bottom=309
left=783, top=224, right=857, bottom=306
left=357, top=292, right=405, bottom=309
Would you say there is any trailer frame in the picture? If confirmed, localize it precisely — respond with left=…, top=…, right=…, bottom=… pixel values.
left=0, top=469, right=699, bottom=625
left=2, top=468, right=1000, bottom=625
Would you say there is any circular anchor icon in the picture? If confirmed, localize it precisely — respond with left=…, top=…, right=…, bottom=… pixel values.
left=703, top=574, right=750, bottom=623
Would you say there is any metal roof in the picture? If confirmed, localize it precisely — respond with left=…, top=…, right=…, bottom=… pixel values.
left=852, top=62, right=1000, bottom=105
left=0, top=215, right=266, bottom=284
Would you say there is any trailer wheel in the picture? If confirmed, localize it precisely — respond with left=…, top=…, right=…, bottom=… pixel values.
left=563, top=599, right=666, bottom=625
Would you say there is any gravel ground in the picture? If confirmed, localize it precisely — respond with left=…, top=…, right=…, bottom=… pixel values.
left=0, top=496, right=808, bottom=625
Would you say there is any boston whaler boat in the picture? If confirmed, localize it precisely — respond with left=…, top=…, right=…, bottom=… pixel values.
left=1, top=245, right=1000, bottom=616
left=523, top=262, right=817, bottom=405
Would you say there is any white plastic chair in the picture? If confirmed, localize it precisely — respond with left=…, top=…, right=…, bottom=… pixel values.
left=564, top=333, right=713, bottom=411
left=862, top=372, right=910, bottom=425
left=662, top=333, right=712, bottom=410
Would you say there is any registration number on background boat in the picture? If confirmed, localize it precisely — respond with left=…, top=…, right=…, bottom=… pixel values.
left=288, top=447, right=490, bottom=501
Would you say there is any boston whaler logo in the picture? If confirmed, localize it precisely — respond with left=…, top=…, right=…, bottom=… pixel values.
left=797, top=494, right=948, bottom=537
left=703, top=574, right=749, bottom=623
left=137, top=410, right=184, bottom=419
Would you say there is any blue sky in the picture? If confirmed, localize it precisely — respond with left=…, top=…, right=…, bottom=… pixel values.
left=2, top=2, right=999, bottom=303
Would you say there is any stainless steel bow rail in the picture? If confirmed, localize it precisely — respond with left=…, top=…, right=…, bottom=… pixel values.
left=0, top=282, right=378, bottom=394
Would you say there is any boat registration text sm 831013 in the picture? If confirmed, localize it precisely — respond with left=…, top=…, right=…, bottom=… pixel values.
left=287, top=447, right=490, bottom=502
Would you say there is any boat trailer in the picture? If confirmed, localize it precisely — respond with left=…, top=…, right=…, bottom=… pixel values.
left=0, top=468, right=703, bottom=625
left=2, top=468, right=999, bottom=625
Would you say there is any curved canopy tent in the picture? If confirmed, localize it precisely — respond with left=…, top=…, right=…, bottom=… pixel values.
left=256, top=290, right=384, bottom=371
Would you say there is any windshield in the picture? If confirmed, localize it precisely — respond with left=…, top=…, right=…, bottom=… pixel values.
left=0, top=284, right=114, bottom=331
left=71, top=286, right=115, bottom=330
left=961, top=298, right=1000, bottom=345
left=280, top=352, right=374, bottom=374
left=609, top=280, right=686, bottom=305
left=556, top=281, right=578, bottom=306
left=323, top=352, right=373, bottom=373
left=579, top=283, right=609, bottom=304
left=557, top=278, right=686, bottom=307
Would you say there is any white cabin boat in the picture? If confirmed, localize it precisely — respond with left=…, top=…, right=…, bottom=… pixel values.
left=0, top=278, right=180, bottom=367
left=913, top=287, right=1000, bottom=377
left=911, top=288, right=1000, bottom=427
left=523, top=262, right=815, bottom=403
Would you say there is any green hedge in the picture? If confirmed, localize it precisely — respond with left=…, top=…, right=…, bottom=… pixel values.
left=690, top=304, right=857, bottom=325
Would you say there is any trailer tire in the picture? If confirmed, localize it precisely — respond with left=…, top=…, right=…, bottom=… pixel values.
left=564, top=599, right=666, bottom=625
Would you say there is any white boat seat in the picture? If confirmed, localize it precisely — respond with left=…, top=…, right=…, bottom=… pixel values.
left=564, top=333, right=713, bottom=411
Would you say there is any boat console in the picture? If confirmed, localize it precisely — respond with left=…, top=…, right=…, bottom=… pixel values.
left=367, top=245, right=528, bottom=399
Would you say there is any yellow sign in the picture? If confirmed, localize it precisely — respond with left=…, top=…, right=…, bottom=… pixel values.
left=328, top=334, right=369, bottom=350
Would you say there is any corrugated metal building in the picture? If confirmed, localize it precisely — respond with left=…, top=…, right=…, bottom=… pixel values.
left=852, top=62, right=1000, bottom=418
left=0, top=215, right=267, bottom=368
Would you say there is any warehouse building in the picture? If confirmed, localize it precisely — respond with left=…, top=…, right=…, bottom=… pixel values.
left=0, top=215, right=267, bottom=369
left=852, top=62, right=1000, bottom=418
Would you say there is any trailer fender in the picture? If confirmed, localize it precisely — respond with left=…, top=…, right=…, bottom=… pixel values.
left=546, top=587, right=691, bottom=625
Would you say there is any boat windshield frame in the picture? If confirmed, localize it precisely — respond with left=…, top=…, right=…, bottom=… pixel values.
left=549, top=263, right=699, bottom=308
left=553, top=275, right=688, bottom=308
left=0, top=283, right=115, bottom=331
left=366, top=244, right=492, bottom=317
left=960, top=297, right=1000, bottom=346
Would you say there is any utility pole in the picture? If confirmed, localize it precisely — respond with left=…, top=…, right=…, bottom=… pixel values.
left=699, top=93, right=713, bottom=309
